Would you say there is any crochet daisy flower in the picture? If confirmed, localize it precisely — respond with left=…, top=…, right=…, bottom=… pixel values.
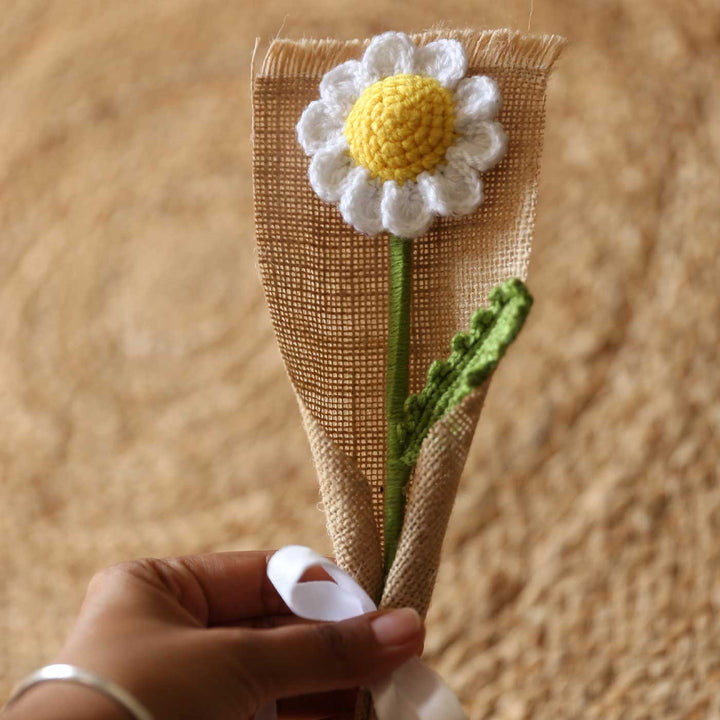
left=297, top=31, right=507, bottom=238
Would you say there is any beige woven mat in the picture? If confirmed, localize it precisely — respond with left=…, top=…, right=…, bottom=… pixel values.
left=2, top=2, right=720, bottom=718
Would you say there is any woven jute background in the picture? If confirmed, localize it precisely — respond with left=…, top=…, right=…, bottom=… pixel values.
left=2, top=2, right=719, bottom=718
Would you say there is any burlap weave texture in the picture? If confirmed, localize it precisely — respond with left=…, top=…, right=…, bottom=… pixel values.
left=252, top=29, right=565, bottom=610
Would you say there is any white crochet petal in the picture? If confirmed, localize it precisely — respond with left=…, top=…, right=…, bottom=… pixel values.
left=297, top=100, right=345, bottom=155
left=362, top=31, right=416, bottom=82
left=413, top=39, right=467, bottom=89
left=381, top=180, right=435, bottom=238
left=453, top=121, right=507, bottom=172
left=417, top=158, right=483, bottom=217
left=308, top=138, right=354, bottom=203
left=319, top=60, right=365, bottom=118
left=339, top=168, right=384, bottom=236
left=454, top=76, right=502, bottom=130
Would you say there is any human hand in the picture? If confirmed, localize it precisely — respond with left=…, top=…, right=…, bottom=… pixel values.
left=4, top=551, right=424, bottom=720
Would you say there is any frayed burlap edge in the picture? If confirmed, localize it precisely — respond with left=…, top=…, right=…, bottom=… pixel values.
left=256, top=28, right=566, bottom=79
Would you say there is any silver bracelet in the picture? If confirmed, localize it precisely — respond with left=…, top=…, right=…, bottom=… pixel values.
left=4, top=664, right=154, bottom=720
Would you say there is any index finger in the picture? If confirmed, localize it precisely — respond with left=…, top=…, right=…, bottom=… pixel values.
left=133, top=550, right=332, bottom=626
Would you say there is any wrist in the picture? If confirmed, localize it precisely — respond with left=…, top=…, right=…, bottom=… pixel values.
left=4, top=682, right=126, bottom=720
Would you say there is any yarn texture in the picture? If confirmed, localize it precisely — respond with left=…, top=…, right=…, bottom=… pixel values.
left=296, top=31, right=507, bottom=238
left=397, top=278, right=533, bottom=467
left=384, top=234, right=414, bottom=577
left=345, top=74, right=456, bottom=184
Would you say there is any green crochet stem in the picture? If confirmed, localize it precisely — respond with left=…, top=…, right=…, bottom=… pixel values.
left=384, top=234, right=413, bottom=579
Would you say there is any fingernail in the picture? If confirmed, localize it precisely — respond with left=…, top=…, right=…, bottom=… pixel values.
left=371, top=608, right=421, bottom=647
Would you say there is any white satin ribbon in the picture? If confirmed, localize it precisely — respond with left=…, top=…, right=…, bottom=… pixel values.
left=255, top=545, right=467, bottom=720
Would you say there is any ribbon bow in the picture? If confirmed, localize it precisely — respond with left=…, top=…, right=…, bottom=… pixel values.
left=256, top=545, right=467, bottom=720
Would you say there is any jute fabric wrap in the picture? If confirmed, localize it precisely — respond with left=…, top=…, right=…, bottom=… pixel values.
left=252, top=29, right=565, bottom=615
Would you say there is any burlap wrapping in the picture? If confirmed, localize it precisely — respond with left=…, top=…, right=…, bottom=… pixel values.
left=252, top=29, right=565, bottom=616
left=380, top=386, right=489, bottom=614
left=298, top=399, right=384, bottom=602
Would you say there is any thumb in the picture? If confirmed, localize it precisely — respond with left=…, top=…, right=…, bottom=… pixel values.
left=244, top=608, right=424, bottom=700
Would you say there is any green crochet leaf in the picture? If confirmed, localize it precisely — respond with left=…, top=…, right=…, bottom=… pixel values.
left=397, top=278, right=533, bottom=467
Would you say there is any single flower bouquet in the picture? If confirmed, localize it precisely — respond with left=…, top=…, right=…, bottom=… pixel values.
left=252, top=28, right=565, bottom=719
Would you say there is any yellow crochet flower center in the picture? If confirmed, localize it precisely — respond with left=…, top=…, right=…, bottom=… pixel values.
left=344, top=74, right=456, bottom=184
